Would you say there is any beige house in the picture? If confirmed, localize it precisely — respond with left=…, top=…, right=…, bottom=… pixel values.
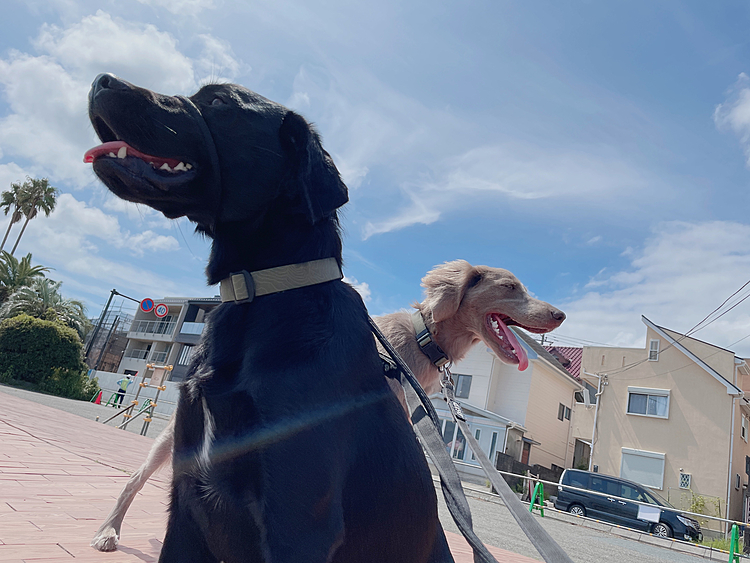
left=571, top=316, right=750, bottom=530
left=434, top=329, right=582, bottom=481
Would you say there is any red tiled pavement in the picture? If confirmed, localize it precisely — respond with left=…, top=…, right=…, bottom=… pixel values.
left=0, top=391, right=537, bottom=563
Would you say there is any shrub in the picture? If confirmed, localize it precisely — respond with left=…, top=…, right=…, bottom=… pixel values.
left=0, top=314, right=97, bottom=399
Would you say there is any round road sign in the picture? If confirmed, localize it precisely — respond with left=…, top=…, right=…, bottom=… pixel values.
left=140, top=298, right=154, bottom=313
left=154, top=303, right=169, bottom=318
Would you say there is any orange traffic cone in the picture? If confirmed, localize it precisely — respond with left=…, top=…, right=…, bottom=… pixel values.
left=93, top=390, right=102, bottom=405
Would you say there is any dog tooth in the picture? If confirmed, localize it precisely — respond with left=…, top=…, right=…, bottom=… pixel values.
left=185, top=163, right=192, bottom=170
left=174, top=162, right=187, bottom=171
left=117, top=146, right=127, bottom=159
left=160, top=163, right=172, bottom=171
left=108, top=152, right=116, bottom=158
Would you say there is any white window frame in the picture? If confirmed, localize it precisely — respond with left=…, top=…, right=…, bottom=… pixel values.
left=648, top=339, right=660, bottom=361
left=627, top=387, right=670, bottom=419
left=742, top=415, right=748, bottom=443
left=620, top=447, right=666, bottom=490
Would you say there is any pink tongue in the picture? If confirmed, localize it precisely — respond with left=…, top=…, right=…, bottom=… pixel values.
left=84, top=141, right=181, bottom=168
left=495, top=316, right=529, bottom=371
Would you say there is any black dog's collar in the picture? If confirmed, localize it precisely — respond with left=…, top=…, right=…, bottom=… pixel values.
left=411, top=310, right=450, bottom=368
left=219, top=257, right=342, bottom=304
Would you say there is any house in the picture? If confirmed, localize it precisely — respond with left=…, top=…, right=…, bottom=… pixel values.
left=571, top=316, right=750, bottom=532
left=118, top=296, right=221, bottom=382
left=433, top=328, right=583, bottom=481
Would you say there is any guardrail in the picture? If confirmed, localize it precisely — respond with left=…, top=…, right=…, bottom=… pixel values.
left=451, top=461, right=743, bottom=533
left=126, top=349, right=149, bottom=360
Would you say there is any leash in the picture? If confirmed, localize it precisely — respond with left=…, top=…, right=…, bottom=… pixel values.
left=370, top=317, right=574, bottom=563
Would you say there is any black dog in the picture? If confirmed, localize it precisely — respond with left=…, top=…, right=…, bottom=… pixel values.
left=86, top=74, right=453, bottom=563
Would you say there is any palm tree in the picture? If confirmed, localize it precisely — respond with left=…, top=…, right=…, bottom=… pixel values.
left=9, top=177, right=58, bottom=256
left=0, top=182, right=25, bottom=251
left=0, top=278, right=89, bottom=338
left=0, top=251, right=51, bottom=303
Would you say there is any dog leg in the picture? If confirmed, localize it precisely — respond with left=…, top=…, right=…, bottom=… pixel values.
left=91, top=417, right=175, bottom=551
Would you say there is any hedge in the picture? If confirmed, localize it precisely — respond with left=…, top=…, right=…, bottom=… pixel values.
left=0, top=314, right=98, bottom=400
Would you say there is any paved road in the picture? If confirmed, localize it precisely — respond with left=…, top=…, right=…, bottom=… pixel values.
left=0, top=384, right=170, bottom=438
left=437, top=491, right=706, bottom=563
left=1, top=384, right=710, bottom=562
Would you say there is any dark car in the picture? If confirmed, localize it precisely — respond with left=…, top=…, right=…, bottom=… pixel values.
left=554, top=469, right=702, bottom=542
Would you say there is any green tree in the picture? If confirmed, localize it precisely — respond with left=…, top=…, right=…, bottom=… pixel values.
left=0, top=251, right=51, bottom=303
left=0, top=314, right=98, bottom=400
left=0, top=278, right=90, bottom=338
left=0, top=182, right=25, bottom=251
left=8, top=177, right=58, bottom=256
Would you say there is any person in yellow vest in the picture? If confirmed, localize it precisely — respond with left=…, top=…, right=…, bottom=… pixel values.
left=114, top=375, right=132, bottom=407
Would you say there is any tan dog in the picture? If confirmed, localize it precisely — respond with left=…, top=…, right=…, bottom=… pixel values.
left=91, top=259, right=564, bottom=552
left=379, top=260, right=565, bottom=402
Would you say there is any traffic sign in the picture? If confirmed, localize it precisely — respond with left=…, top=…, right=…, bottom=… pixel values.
left=140, top=298, right=154, bottom=313
left=154, top=303, right=169, bottom=318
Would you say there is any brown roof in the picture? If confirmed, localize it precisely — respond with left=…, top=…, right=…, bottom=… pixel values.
left=543, top=345, right=583, bottom=379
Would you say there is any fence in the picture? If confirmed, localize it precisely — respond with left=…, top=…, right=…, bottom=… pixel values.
left=90, top=370, right=180, bottom=417
left=494, top=452, right=564, bottom=497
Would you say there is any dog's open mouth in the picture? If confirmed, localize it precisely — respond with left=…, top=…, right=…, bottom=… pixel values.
left=486, top=313, right=529, bottom=371
left=84, top=141, right=194, bottom=175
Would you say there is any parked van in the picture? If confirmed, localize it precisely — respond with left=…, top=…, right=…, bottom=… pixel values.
left=554, top=469, right=702, bottom=542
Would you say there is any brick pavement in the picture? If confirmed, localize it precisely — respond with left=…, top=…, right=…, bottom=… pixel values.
left=0, top=391, right=537, bottom=563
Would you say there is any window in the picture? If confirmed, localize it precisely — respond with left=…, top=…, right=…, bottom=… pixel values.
left=591, top=476, right=620, bottom=496
left=489, top=431, right=499, bottom=463
left=679, top=473, right=692, bottom=489
left=455, top=374, right=472, bottom=398
left=742, top=415, right=748, bottom=443
left=648, top=339, right=660, bottom=361
left=471, top=429, right=481, bottom=460
left=564, top=406, right=571, bottom=420
left=558, top=403, right=565, bottom=421
left=620, top=447, right=665, bottom=489
left=627, top=387, right=670, bottom=418
left=736, top=473, right=742, bottom=491
left=177, top=344, right=194, bottom=366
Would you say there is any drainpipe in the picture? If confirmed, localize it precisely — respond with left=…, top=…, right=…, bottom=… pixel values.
left=584, top=371, right=605, bottom=472
left=725, top=359, right=743, bottom=534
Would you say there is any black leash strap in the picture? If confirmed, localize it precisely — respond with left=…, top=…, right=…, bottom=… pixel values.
left=368, top=317, right=574, bottom=563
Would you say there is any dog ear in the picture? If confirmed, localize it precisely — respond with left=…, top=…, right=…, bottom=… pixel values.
left=421, top=260, right=482, bottom=323
left=279, top=111, right=348, bottom=224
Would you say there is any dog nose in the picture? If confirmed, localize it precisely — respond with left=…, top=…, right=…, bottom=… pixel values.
left=90, top=73, right=132, bottom=99
left=551, top=309, right=566, bottom=322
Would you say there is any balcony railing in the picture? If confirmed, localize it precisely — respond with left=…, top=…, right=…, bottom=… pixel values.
left=130, top=320, right=176, bottom=336
left=126, top=349, right=149, bottom=360
left=180, top=322, right=205, bottom=335
left=150, top=351, right=169, bottom=363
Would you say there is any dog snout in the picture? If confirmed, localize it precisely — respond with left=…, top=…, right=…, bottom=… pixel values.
left=550, top=308, right=566, bottom=323
left=90, top=73, right=132, bottom=100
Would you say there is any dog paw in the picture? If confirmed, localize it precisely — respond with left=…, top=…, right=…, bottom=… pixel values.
left=91, top=528, right=119, bottom=552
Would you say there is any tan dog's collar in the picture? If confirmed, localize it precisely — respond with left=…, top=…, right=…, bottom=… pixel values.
left=411, top=310, right=450, bottom=369
left=219, top=257, right=342, bottom=304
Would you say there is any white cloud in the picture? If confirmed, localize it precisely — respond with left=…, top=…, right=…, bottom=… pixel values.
left=587, top=236, right=603, bottom=245
left=0, top=12, right=241, bottom=186
left=343, top=275, right=371, bottom=302
left=136, top=0, right=218, bottom=16
left=195, top=34, right=244, bottom=82
left=714, top=73, right=750, bottom=166
left=558, top=221, right=750, bottom=356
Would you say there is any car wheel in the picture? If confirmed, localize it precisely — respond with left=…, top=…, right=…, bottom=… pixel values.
left=652, top=522, right=672, bottom=538
left=568, top=504, right=586, bottom=517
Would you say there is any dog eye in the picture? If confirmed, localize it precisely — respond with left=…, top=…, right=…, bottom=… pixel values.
left=211, top=97, right=225, bottom=106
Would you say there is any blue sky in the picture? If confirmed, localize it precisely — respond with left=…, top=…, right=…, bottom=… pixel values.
left=4, top=0, right=750, bottom=354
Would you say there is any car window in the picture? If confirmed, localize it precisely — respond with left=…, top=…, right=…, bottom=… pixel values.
left=621, top=484, right=647, bottom=502
left=591, top=477, right=619, bottom=496
left=565, top=472, right=589, bottom=488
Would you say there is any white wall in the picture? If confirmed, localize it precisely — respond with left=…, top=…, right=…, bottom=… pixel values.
left=91, top=370, right=180, bottom=417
